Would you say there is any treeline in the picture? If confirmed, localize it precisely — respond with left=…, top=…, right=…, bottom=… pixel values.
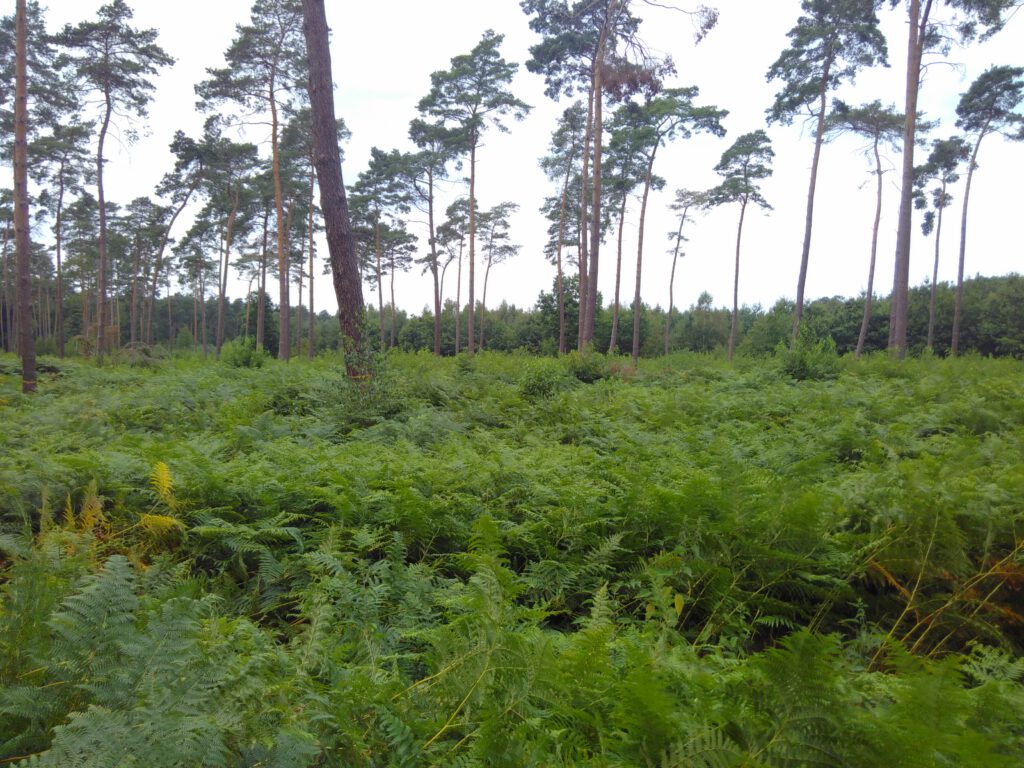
left=4, top=272, right=1021, bottom=360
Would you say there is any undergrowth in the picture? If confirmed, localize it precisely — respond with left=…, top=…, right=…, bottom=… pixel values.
left=1, top=350, right=1022, bottom=765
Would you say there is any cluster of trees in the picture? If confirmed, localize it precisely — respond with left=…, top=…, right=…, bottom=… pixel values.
left=2, top=0, right=1022, bottom=386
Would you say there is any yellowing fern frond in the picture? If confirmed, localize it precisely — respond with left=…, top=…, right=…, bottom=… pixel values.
left=79, top=480, right=107, bottom=532
left=139, top=513, right=185, bottom=537
left=150, top=461, right=176, bottom=510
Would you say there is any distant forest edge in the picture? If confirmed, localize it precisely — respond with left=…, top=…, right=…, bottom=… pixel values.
left=2, top=272, right=1022, bottom=360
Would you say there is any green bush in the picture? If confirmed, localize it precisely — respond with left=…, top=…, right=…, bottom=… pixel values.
left=778, top=333, right=840, bottom=381
left=563, top=349, right=608, bottom=382
left=219, top=338, right=270, bottom=368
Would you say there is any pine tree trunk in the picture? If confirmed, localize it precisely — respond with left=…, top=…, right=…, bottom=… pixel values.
left=389, top=259, right=397, bottom=349
left=146, top=176, right=199, bottom=345
left=632, top=150, right=657, bottom=365
left=577, top=83, right=594, bottom=351
left=216, top=188, right=241, bottom=356
left=303, top=0, right=364, bottom=370
left=728, top=199, right=748, bottom=363
left=951, top=131, right=984, bottom=357
left=856, top=136, right=885, bottom=359
left=608, top=194, right=628, bottom=353
left=129, top=235, right=141, bottom=346
left=55, top=168, right=66, bottom=358
left=556, top=167, right=571, bottom=355
left=455, top=238, right=463, bottom=353
left=889, top=0, right=931, bottom=357
left=467, top=140, right=477, bottom=354
left=14, top=0, right=34, bottom=391
left=665, top=206, right=687, bottom=357
left=375, top=215, right=385, bottom=349
left=428, top=167, right=442, bottom=356
left=270, top=83, right=290, bottom=361
left=308, top=171, right=316, bottom=358
left=926, top=181, right=946, bottom=351
left=584, top=49, right=605, bottom=348
left=95, top=90, right=113, bottom=359
left=257, top=211, right=268, bottom=351
left=791, top=62, right=832, bottom=343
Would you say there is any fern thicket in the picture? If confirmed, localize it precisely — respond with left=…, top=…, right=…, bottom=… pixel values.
left=2, top=350, right=1023, bottom=764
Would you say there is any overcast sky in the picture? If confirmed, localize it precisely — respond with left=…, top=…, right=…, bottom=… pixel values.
left=20, top=1, right=1024, bottom=316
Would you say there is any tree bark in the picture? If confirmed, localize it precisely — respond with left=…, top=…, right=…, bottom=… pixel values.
left=95, top=88, right=113, bottom=358
left=791, top=60, right=832, bottom=344
left=302, top=0, right=365, bottom=370
left=14, top=0, right=35, bottom=391
left=632, top=149, right=657, bottom=365
left=428, top=167, right=442, bottom=356
left=856, top=135, right=885, bottom=358
left=455, top=237, right=463, bottom=353
left=577, top=83, right=594, bottom=351
left=145, top=175, right=200, bottom=344
left=555, top=167, right=571, bottom=355
left=270, top=79, right=290, bottom=361
left=584, top=51, right=605, bottom=347
left=608, top=193, right=628, bottom=353
left=889, top=0, right=932, bottom=357
left=307, top=169, right=316, bottom=358
left=257, top=210, right=268, bottom=351
left=665, top=205, right=688, bottom=356
left=926, top=181, right=946, bottom=351
left=728, top=199, right=748, bottom=363
left=951, top=131, right=984, bottom=357
left=467, top=140, right=477, bottom=353
left=216, top=187, right=241, bottom=356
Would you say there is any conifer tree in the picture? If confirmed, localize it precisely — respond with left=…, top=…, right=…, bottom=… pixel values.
left=419, top=31, right=530, bottom=354
left=706, top=130, right=774, bottom=362
left=13, top=0, right=34, bottom=391
left=59, top=0, right=173, bottom=358
left=766, top=0, right=887, bottom=343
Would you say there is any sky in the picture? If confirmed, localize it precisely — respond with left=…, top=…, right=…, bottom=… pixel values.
left=17, top=0, right=1024, bottom=317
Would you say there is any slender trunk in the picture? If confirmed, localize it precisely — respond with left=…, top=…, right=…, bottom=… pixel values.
left=199, top=258, right=208, bottom=357
left=257, top=210, right=268, bottom=350
left=146, top=174, right=200, bottom=344
left=55, top=168, right=66, bottom=357
left=375, top=214, right=384, bottom=349
left=889, top=0, right=932, bottom=357
left=728, top=199, right=748, bottom=363
left=164, top=284, right=171, bottom=344
left=584, top=49, right=606, bottom=347
left=271, top=88, right=290, bottom=360
left=95, top=90, right=113, bottom=359
left=632, top=149, right=657, bottom=365
left=555, top=168, right=570, bottom=355
left=216, top=186, right=241, bottom=356
left=14, top=0, right=34, bottom=391
left=389, top=257, right=397, bottom=349
left=296, top=230, right=304, bottom=355
left=455, top=236, right=463, bottom=353
left=951, top=131, right=984, bottom=357
left=665, top=205, right=688, bottom=356
left=480, top=254, right=492, bottom=351
left=428, top=167, right=442, bottom=355
left=129, top=235, right=141, bottom=346
left=856, top=135, right=885, bottom=358
left=791, top=60, right=832, bottom=343
left=608, top=193, right=628, bottom=353
left=577, top=83, right=594, bottom=350
left=307, top=168, right=316, bottom=358
left=192, top=276, right=199, bottom=353
left=926, top=181, right=947, bottom=351
left=467, top=140, right=477, bottom=353
left=0, top=228, right=8, bottom=351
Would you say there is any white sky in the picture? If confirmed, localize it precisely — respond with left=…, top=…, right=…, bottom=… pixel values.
left=24, top=1, right=1024, bottom=315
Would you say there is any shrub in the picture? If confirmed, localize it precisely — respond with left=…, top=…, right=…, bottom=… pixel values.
left=564, top=349, right=608, bottom=382
left=778, top=333, right=840, bottom=381
left=219, top=339, right=270, bottom=369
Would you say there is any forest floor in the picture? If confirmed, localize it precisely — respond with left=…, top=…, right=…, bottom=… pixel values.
left=1, top=348, right=1023, bottom=766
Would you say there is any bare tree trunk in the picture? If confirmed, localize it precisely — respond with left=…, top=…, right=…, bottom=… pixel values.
left=926, top=181, right=946, bottom=351
left=14, top=0, right=35, bottom=391
left=303, top=0, right=365, bottom=369
left=584, top=46, right=606, bottom=348
left=270, top=77, right=290, bottom=361
left=375, top=215, right=385, bottom=349
left=856, top=136, right=885, bottom=359
left=95, top=90, right=114, bottom=359
left=146, top=176, right=200, bottom=344
left=728, top=199, right=748, bottom=363
left=665, top=205, right=688, bottom=356
left=216, top=187, right=241, bottom=356
left=480, top=257, right=492, bottom=350
left=427, top=167, right=442, bottom=356
left=791, top=63, right=832, bottom=343
left=467, top=141, right=477, bottom=353
left=307, top=169, right=316, bottom=358
left=256, top=211, right=268, bottom=354
left=951, top=131, right=984, bottom=357
left=455, top=237, right=463, bottom=353
left=129, top=235, right=141, bottom=346
left=577, top=83, right=594, bottom=351
left=555, top=169, right=570, bottom=355
left=55, top=169, right=66, bottom=357
left=389, top=258, right=397, bottom=348
left=889, top=0, right=932, bottom=357
left=199, top=258, right=208, bottom=357
left=608, top=194, right=628, bottom=353
left=631, top=150, right=658, bottom=365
